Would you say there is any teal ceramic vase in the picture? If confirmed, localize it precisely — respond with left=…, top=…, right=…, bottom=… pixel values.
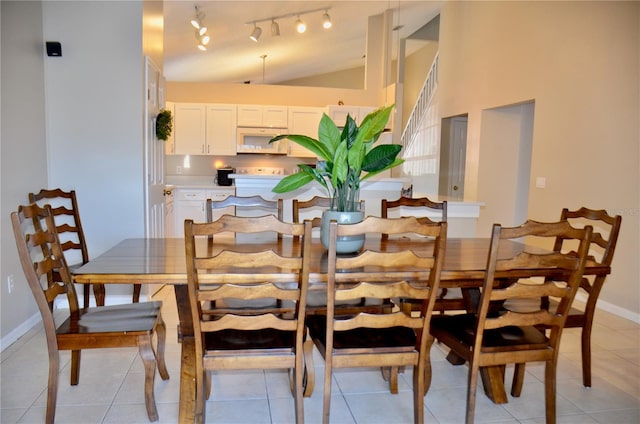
left=320, top=210, right=365, bottom=253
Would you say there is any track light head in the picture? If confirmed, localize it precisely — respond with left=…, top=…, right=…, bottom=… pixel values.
left=322, top=11, right=332, bottom=29
left=271, top=19, right=280, bottom=36
left=249, top=24, right=262, bottom=42
left=191, top=6, right=205, bottom=29
left=295, top=16, right=306, bottom=34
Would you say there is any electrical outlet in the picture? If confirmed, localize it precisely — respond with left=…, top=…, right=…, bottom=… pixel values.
left=176, top=166, right=183, bottom=174
left=7, top=275, right=14, bottom=294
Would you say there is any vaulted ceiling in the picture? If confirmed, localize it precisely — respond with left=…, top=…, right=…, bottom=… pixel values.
left=162, top=1, right=442, bottom=84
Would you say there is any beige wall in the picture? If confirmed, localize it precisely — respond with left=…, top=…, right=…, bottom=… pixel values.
left=438, top=1, right=639, bottom=317
left=166, top=80, right=385, bottom=108
left=280, top=66, right=365, bottom=89
left=1, top=0, right=49, bottom=345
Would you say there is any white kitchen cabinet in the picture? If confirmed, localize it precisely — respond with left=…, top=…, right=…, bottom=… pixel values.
left=206, top=104, right=237, bottom=156
left=174, top=189, right=206, bottom=236
left=237, top=104, right=288, bottom=128
left=164, top=101, right=175, bottom=155
left=173, top=187, right=235, bottom=237
left=287, top=107, right=324, bottom=158
left=174, top=103, right=207, bottom=155
left=172, top=103, right=237, bottom=155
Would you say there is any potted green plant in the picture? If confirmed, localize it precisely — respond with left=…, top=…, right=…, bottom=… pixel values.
left=156, top=109, right=173, bottom=141
left=270, top=104, right=404, bottom=251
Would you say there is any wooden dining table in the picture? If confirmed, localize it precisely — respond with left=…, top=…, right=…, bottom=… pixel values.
left=72, top=236, right=609, bottom=423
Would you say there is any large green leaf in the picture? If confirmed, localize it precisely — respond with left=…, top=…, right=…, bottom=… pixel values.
left=317, top=114, right=341, bottom=155
left=341, top=115, right=359, bottom=149
left=361, top=158, right=405, bottom=181
left=347, top=136, right=366, bottom=176
left=270, top=134, right=332, bottom=161
left=299, top=164, right=329, bottom=191
left=362, top=144, right=403, bottom=172
left=332, top=141, right=348, bottom=187
left=271, top=172, right=314, bottom=193
left=356, top=105, right=393, bottom=144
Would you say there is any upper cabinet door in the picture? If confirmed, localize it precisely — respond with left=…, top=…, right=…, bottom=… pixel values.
left=174, top=103, right=207, bottom=155
left=237, top=104, right=263, bottom=127
left=262, top=105, right=288, bottom=128
left=237, top=104, right=288, bottom=128
left=206, top=104, right=237, bottom=156
left=287, top=107, right=323, bottom=158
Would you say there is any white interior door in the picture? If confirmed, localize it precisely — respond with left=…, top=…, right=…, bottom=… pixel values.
left=144, top=57, right=166, bottom=297
left=448, top=117, right=467, bottom=200
left=144, top=57, right=165, bottom=238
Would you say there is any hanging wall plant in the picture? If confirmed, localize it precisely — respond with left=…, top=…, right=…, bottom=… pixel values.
left=156, top=109, right=173, bottom=141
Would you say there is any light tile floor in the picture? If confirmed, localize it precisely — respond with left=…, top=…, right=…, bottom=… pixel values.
left=2, top=285, right=639, bottom=423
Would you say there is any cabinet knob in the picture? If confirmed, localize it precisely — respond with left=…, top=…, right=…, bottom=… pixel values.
left=163, top=189, right=172, bottom=196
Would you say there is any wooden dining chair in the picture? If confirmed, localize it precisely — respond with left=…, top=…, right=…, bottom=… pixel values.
left=28, top=188, right=142, bottom=306
left=306, top=216, right=447, bottom=424
left=381, top=196, right=461, bottom=313
left=184, top=215, right=312, bottom=424
left=11, top=203, right=169, bottom=424
left=430, top=220, right=592, bottom=424
left=537, top=207, right=621, bottom=388
left=206, top=194, right=283, bottom=241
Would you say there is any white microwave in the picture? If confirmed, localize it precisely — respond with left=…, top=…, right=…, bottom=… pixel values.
left=237, top=127, right=288, bottom=154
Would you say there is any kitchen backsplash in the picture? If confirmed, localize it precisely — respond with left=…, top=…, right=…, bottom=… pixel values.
left=165, top=154, right=316, bottom=178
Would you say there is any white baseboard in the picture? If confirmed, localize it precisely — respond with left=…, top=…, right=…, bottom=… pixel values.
left=574, top=292, right=640, bottom=324
left=0, top=312, right=42, bottom=352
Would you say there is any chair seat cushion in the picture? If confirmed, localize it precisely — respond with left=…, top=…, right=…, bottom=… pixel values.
left=204, top=329, right=295, bottom=350
left=306, top=315, right=417, bottom=349
left=431, top=313, right=549, bottom=353
left=58, top=301, right=162, bottom=334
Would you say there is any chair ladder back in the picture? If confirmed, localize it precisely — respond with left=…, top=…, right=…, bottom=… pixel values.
left=380, top=196, right=447, bottom=240
left=475, top=221, right=593, bottom=349
left=184, top=217, right=311, bottom=423
left=12, top=204, right=81, bottom=320
left=555, top=207, right=622, bottom=266
left=29, top=189, right=89, bottom=266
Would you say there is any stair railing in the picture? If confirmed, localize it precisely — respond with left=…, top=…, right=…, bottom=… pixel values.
left=401, top=52, right=439, bottom=148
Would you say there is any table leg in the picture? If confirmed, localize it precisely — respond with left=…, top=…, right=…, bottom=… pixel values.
left=454, top=286, right=509, bottom=404
left=480, top=366, right=508, bottom=404
left=174, top=286, right=196, bottom=423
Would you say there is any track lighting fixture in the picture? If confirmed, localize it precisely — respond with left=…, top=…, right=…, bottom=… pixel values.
left=191, top=5, right=210, bottom=51
left=245, top=7, right=332, bottom=41
left=322, top=11, right=332, bottom=29
left=249, top=23, right=262, bottom=42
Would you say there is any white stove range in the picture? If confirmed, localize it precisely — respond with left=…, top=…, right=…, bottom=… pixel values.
left=235, top=167, right=285, bottom=176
